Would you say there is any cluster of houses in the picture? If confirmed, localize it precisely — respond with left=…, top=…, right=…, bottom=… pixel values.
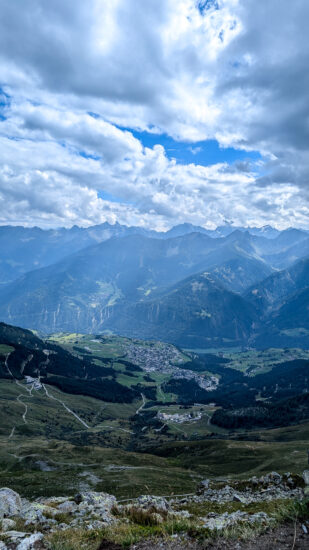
left=157, top=410, right=202, bottom=424
left=25, top=375, right=42, bottom=390
left=125, top=340, right=219, bottom=391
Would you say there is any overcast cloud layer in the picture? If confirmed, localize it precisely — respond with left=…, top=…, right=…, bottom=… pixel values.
left=0, top=0, right=308, bottom=229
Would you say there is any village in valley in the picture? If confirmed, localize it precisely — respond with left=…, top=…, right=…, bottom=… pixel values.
left=125, top=339, right=219, bottom=391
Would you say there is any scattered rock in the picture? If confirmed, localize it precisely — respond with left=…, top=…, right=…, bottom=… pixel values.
left=0, top=471, right=306, bottom=548
left=249, top=476, right=259, bottom=486
left=40, top=497, right=68, bottom=506
left=20, top=502, right=58, bottom=525
left=196, top=479, right=210, bottom=494
left=74, top=491, right=116, bottom=510
left=85, top=519, right=107, bottom=530
left=133, top=495, right=170, bottom=514
left=2, top=531, right=30, bottom=543
left=202, top=510, right=271, bottom=531
left=1, top=518, right=16, bottom=531
left=233, top=493, right=248, bottom=504
left=16, top=533, right=44, bottom=549
left=266, top=472, right=282, bottom=484
left=0, top=488, right=22, bottom=518
left=57, top=500, right=78, bottom=513
left=72, top=491, right=117, bottom=526
left=193, top=474, right=304, bottom=505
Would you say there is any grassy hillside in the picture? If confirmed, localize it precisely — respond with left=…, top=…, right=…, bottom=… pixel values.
left=1, top=373, right=309, bottom=499
left=1, top=325, right=309, bottom=500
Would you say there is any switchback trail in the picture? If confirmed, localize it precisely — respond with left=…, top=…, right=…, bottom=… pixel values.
left=4, top=353, right=32, bottom=426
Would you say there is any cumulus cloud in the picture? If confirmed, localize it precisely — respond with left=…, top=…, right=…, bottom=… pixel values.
left=0, top=0, right=308, bottom=229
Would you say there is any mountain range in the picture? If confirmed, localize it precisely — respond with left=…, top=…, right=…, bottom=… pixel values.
left=1, top=222, right=306, bottom=285
left=0, top=222, right=308, bottom=348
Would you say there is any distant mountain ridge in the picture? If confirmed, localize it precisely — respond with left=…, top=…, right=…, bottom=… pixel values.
left=0, top=231, right=274, bottom=335
left=106, top=271, right=258, bottom=347
left=0, top=222, right=307, bottom=284
left=246, top=257, right=309, bottom=313
left=0, top=222, right=308, bottom=348
left=246, top=258, right=309, bottom=348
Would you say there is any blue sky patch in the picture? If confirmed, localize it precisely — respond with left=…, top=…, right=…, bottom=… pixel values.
left=130, top=129, right=261, bottom=167
left=98, top=190, right=136, bottom=205
left=79, top=150, right=101, bottom=161
left=0, top=87, right=10, bottom=121
left=198, top=0, right=219, bottom=15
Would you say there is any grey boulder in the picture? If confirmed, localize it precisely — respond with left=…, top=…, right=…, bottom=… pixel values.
left=17, top=533, right=44, bottom=549
left=0, top=488, right=22, bottom=519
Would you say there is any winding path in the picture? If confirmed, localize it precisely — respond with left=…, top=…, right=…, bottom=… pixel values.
left=42, top=384, right=90, bottom=428
left=8, top=426, right=15, bottom=439
left=4, top=351, right=136, bottom=439
left=4, top=351, right=90, bottom=431
left=135, top=393, right=146, bottom=415
left=4, top=353, right=32, bottom=428
left=16, top=394, right=28, bottom=423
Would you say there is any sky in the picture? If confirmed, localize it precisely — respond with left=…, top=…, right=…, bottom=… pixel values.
left=0, top=0, right=308, bottom=230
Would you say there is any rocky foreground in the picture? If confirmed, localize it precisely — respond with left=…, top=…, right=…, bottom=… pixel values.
left=0, top=471, right=309, bottom=549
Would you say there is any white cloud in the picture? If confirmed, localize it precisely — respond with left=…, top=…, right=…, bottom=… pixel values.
left=0, top=0, right=308, bottom=229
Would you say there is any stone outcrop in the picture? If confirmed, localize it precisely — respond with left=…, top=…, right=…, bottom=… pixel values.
left=0, top=531, right=43, bottom=550
left=188, top=472, right=304, bottom=505
left=16, top=533, right=44, bottom=550
left=202, top=510, right=270, bottom=531
left=0, top=472, right=307, bottom=548
left=132, top=495, right=170, bottom=514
